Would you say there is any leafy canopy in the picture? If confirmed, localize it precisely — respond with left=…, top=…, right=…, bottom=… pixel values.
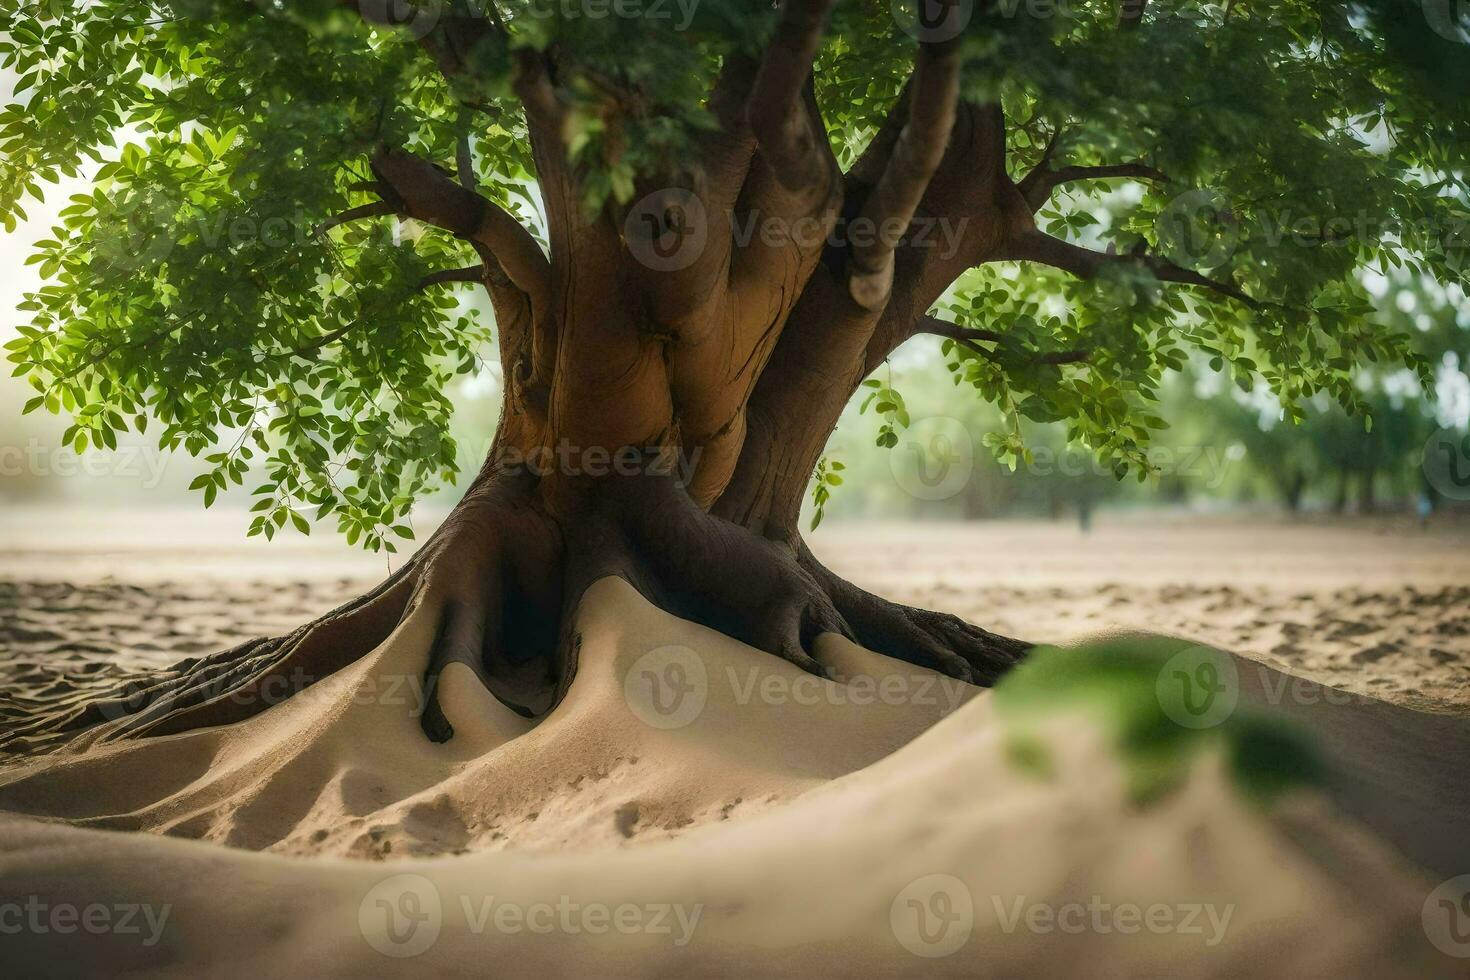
left=1, top=0, right=1467, bottom=546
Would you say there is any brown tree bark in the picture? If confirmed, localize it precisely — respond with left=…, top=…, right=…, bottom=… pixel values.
left=12, top=0, right=1268, bottom=753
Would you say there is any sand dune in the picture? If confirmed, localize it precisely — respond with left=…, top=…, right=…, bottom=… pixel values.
left=1, top=577, right=1467, bottom=976
left=0, top=577, right=971, bottom=856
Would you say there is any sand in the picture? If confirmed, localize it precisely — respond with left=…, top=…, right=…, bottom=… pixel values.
left=1, top=515, right=1468, bottom=975
left=5, top=513, right=1467, bottom=720
left=819, top=516, right=1470, bottom=712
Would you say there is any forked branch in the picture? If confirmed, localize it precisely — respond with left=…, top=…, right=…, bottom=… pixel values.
left=847, top=10, right=961, bottom=310
left=747, top=0, right=838, bottom=191
left=419, top=266, right=485, bottom=288
left=1001, top=227, right=1258, bottom=307
left=1018, top=161, right=1169, bottom=212
left=918, top=315, right=1091, bottom=365
left=919, top=314, right=1003, bottom=345
left=370, top=146, right=551, bottom=312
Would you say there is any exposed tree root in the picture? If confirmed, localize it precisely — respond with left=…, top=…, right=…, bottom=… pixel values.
left=0, top=572, right=417, bottom=756
left=554, top=475, right=853, bottom=689
left=414, top=472, right=565, bottom=738
left=0, top=470, right=562, bottom=756
left=0, top=1, right=1060, bottom=760
left=3, top=468, right=1030, bottom=757
left=798, top=543, right=1030, bottom=685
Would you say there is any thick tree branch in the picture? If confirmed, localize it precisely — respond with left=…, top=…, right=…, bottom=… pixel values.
left=848, top=18, right=962, bottom=310
left=370, top=146, right=550, bottom=313
left=710, top=52, right=760, bottom=135
left=855, top=101, right=1024, bottom=369
left=918, top=314, right=1003, bottom=345
left=512, top=48, right=563, bottom=129
left=1001, top=227, right=1259, bottom=307
left=419, top=265, right=484, bottom=289
left=746, top=0, right=837, bottom=191
left=1018, top=161, right=1169, bottom=212
left=689, top=53, right=762, bottom=214
left=918, top=315, right=1091, bottom=365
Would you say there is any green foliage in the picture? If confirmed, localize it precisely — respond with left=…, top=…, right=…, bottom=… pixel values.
left=937, top=0, right=1468, bottom=476
left=857, top=374, right=910, bottom=448
left=808, top=454, right=844, bottom=529
left=994, top=636, right=1326, bottom=807
left=0, top=0, right=521, bottom=548
left=1, top=0, right=1466, bottom=544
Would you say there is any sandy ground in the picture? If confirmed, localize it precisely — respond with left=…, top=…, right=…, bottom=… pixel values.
left=2, top=576, right=1469, bottom=977
left=3, top=509, right=1467, bottom=716
left=1, top=510, right=1468, bottom=976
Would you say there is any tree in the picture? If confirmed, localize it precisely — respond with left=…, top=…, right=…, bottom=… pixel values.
left=1204, top=268, right=1468, bottom=515
left=2, top=0, right=1467, bottom=746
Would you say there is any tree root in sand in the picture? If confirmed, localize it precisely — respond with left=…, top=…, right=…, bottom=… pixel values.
left=0, top=577, right=1463, bottom=977
left=0, top=472, right=1030, bottom=760
left=0, top=577, right=983, bottom=854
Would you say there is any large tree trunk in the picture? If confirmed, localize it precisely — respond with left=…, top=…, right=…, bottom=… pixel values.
left=0, top=8, right=1061, bottom=754
left=1, top=342, right=1028, bottom=756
